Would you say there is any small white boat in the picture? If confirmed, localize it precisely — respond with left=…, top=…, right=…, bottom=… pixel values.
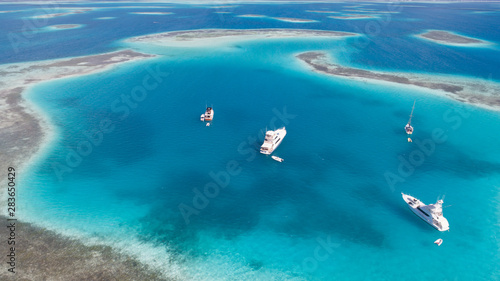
left=402, top=193, right=449, bottom=231
left=260, top=127, right=286, bottom=155
left=200, top=114, right=205, bottom=121
left=271, top=156, right=284, bottom=162
left=405, top=100, right=415, bottom=135
left=434, top=238, right=443, bottom=246
left=405, top=123, right=414, bottom=135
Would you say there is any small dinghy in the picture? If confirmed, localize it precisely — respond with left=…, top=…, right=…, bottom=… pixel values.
left=271, top=155, right=284, bottom=162
left=434, top=238, right=443, bottom=246
left=200, top=114, right=205, bottom=121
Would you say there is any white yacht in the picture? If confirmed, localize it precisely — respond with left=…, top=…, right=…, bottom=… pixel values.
left=201, top=107, right=214, bottom=123
left=402, top=193, right=449, bottom=231
left=260, top=127, right=286, bottom=155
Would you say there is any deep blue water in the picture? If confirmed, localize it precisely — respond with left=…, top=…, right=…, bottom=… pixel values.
left=2, top=2, right=500, bottom=280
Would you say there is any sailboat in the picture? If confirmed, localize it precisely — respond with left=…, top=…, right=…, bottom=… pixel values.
left=405, top=100, right=415, bottom=141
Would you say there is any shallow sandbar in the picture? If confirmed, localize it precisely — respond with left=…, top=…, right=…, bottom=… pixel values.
left=417, top=30, right=488, bottom=46
left=130, top=12, right=173, bottom=15
left=49, top=24, right=83, bottom=30
left=128, top=28, right=356, bottom=48
left=297, top=51, right=500, bottom=111
left=272, top=17, right=318, bottom=23
left=329, top=14, right=377, bottom=19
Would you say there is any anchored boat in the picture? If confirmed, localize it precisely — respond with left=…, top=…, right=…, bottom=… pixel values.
left=405, top=100, right=415, bottom=135
left=271, top=155, right=284, bottom=162
left=260, top=127, right=286, bottom=155
left=402, top=193, right=449, bottom=231
left=201, top=106, right=214, bottom=124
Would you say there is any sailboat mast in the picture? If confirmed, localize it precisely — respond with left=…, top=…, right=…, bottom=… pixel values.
left=408, top=100, right=415, bottom=125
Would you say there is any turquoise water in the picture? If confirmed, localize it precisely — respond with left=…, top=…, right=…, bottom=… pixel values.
left=4, top=2, right=500, bottom=280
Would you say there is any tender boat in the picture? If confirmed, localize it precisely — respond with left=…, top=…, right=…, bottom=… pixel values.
left=200, top=114, right=205, bottom=121
left=271, top=155, right=284, bottom=162
left=405, top=100, right=415, bottom=135
left=402, top=193, right=449, bottom=231
left=260, top=127, right=286, bottom=155
left=434, top=238, right=443, bottom=246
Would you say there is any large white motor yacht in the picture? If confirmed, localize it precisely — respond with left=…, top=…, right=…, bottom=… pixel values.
left=402, top=193, right=449, bottom=231
left=260, top=127, right=286, bottom=155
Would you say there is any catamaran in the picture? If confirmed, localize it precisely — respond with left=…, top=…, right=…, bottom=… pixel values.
left=200, top=106, right=214, bottom=123
left=402, top=193, right=449, bottom=231
left=260, top=127, right=286, bottom=155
